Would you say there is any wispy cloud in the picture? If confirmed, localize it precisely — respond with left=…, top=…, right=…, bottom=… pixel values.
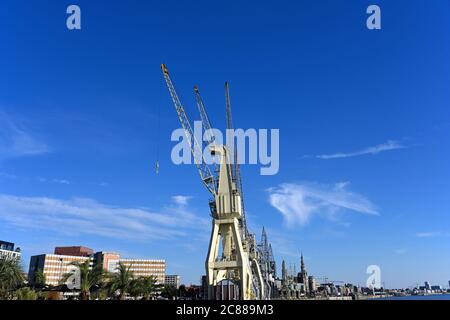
left=37, top=177, right=71, bottom=185
left=52, top=179, right=71, bottom=185
left=172, top=195, right=192, bottom=206
left=268, top=182, right=378, bottom=226
left=394, top=248, right=407, bottom=255
left=0, top=172, right=17, bottom=179
left=0, top=111, right=49, bottom=159
left=415, top=231, right=444, bottom=238
left=309, top=140, right=406, bottom=160
left=0, top=173, right=107, bottom=188
left=0, top=194, right=208, bottom=241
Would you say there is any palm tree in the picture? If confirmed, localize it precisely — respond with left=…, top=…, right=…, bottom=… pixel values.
left=140, top=275, right=160, bottom=300
left=62, top=260, right=104, bottom=300
left=106, top=262, right=134, bottom=300
left=129, top=275, right=161, bottom=300
left=129, top=277, right=143, bottom=299
left=0, top=256, right=24, bottom=300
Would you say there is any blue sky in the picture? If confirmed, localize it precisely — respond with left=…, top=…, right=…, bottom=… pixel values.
left=1, top=0, right=449, bottom=288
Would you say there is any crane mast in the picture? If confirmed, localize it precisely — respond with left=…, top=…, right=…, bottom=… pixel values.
left=225, top=82, right=248, bottom=237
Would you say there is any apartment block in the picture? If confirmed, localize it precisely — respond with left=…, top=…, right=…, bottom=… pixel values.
left=0, top=240, right=21, bottom=260
left=165, top=274, right=181, bottom=288
left=120, top=259, right=166, bottom=284
left=28, top=246, right=166, bottom=286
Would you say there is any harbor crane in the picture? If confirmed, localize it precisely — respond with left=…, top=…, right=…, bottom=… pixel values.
left=161, top=64, right=275, bottom=300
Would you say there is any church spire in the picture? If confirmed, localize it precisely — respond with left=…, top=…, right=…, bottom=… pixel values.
left=261, top=227, right=268, bottom=247
left=301, top=252, right=306, bottom=273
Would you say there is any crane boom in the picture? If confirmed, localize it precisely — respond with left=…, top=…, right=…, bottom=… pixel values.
left=225, top=82, right=237, bottom=180
left=194, top=86, right=219, bottom=176
left=161, top=64, right=217, bottom=195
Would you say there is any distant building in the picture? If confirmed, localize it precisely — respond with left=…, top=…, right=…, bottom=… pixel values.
left=28, top=246, right=166, bottom=286
left=308, top=276, right=317, bottom=292
left=201, top=275, right=208, bottom=300
left=430, top=285, right=442, bottom=291
left=93, top=251, right=120, bottom=272
left=279, top=253, right=317, bottom=298
left=0, top=240, right=21, bottom=260
left=297, top=253, right=308, bottom=294
left=425, top=281, right=431, bottom=290
left=0, top=240, right=14, bottom=251
left=120, top=259, right=166, bottom=284
left=165, top=275, right=181, bottom=288
left=54, top=246, right=94, bottom=257
left=281, top=260, right=287, bottom=283
left=28, top=254, right=91, bottom=286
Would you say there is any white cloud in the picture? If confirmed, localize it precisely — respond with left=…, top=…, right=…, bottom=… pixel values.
left=0, top=111, right=49, bottom=159
left=0, top=194, right=208, bottom=241
left=268, top=182, right=378, bottom=226
left=312, top=140, right=405, bottom=160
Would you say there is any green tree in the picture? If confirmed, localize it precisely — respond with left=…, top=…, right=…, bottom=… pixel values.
left=162, top=284, right=177, bottom=300
left=61, top=260, right=104, bottom=300
left=15, top=287, right=38, bottom=300
left=33, top=269, right=46, bottom=289
left=178, top=284, right=187, bottom=299
left=0, top=257, right=24, bottom=300
left=105, top=262, right=134, bottom=300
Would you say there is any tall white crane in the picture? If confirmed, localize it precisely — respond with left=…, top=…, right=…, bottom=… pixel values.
left=161, top=64, right=270, bottom=300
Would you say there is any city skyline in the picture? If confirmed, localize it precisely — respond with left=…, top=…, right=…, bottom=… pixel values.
left=1, top=0, right=449, bottom=288
left=2, top=238, right=448, bottom=291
